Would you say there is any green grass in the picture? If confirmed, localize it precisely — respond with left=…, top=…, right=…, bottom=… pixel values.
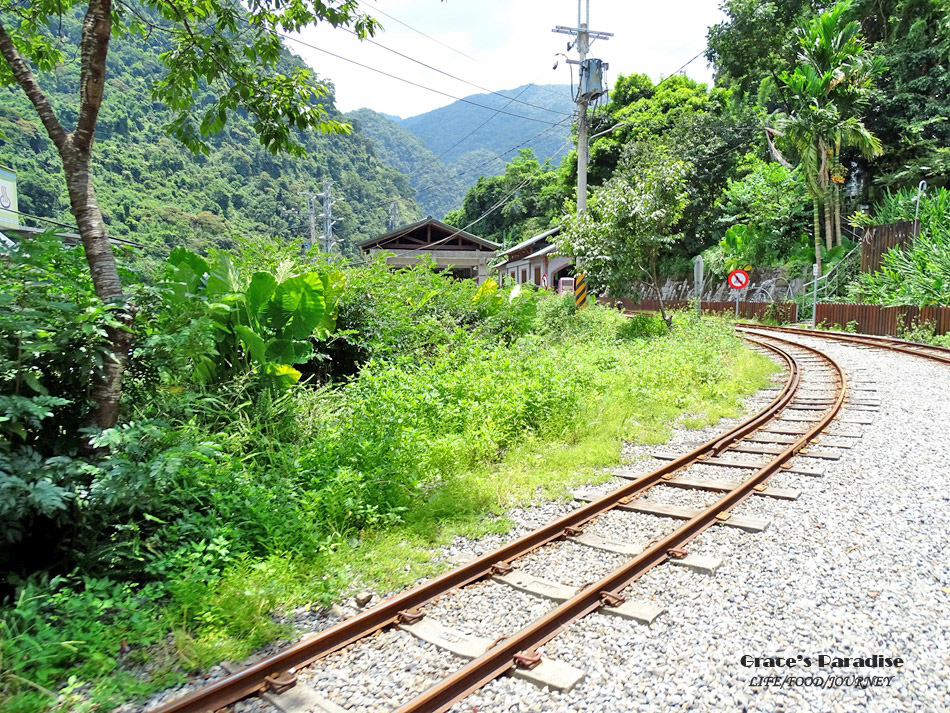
left=322, top=319, right=777, bottom=595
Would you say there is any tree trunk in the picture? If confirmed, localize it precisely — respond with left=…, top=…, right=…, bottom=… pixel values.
left=833, top=183, right=842, bottom=246
left=833, top=138, right=843, bottom=246
left=62, top=149, right=133, bottom=430
left=823, top=198, right=834, bottom=251
left=0, top=0, right=129, bottom=430
left=649, top=255, right=671, bottom=328
left=812, top=198, right=823, bottom=276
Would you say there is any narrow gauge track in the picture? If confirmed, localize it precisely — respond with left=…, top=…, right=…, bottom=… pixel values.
left=736, top=322, right=950, bottom=366
left=153, top=334, right=848, bottom=713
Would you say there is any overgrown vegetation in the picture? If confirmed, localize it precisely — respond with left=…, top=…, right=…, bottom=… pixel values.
left=848, top=187, right=950, bottom=305
left=0, top=234, right=775, bottom=712
left=449, top=0, right=947, bottom=289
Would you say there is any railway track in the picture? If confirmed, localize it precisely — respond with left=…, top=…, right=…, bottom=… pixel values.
left=735, top=323, right=950, bottom=366
left=151, top=333, right=855, bottom=713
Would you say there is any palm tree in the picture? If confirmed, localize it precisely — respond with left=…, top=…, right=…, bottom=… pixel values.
left=769, top=66, right=838, bottom=272
left=769, top=1, right=884, bottom=272
left=797, top=0, right=885, bottom=245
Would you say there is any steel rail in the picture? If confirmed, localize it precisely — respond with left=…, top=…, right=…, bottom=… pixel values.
left=736, top=323, right=950, bottom=366
left=152, top=336, right=805, bottom=713
left=393, top=334, right=847, bottom=713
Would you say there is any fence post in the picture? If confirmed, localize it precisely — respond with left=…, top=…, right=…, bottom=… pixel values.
left=811, top=263, right=819, bottom=327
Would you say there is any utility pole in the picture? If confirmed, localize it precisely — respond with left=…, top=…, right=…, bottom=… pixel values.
left=388, top=201, right=400, bottom=231
left=297, top=191, right=319, bottom=253
left=554, top=0, right=611, bottom=215
left=315, top=178, right=341, bottom=255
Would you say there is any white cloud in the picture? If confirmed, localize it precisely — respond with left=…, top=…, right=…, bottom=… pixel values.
left=289, top=0, right=726, bottom=118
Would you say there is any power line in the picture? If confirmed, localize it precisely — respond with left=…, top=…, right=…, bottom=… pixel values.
left=340, top=28, right=572, bottom=119
left=357, top=113, right=573, bottom=219
left=360, top=0, right=480, bottom=64
left=368, top=130, right=577, bottom=260
left=0, top=206, right=78, bottom=231
left=402, top=114, right=574, bottom=203
left=277, top=31, right=564, bottom=126
left=433, top=85, right=534, bottom=162
left=587, top=49, right=709, bottom=142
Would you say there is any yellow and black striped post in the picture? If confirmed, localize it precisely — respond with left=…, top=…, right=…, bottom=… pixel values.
left=574, top=273, right=587, bottom=309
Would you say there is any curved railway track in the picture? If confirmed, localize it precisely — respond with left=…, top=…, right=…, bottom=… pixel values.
left=152, top=333, right=851, bottom=713
left=735, top=322, right=950, bottom=366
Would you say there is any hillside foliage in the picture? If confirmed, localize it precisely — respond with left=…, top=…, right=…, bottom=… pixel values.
left=346, top=108, right=465, bottom=220
left=0, top=7, right=418, bottom=267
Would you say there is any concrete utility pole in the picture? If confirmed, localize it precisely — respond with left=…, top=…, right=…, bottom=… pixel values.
left=554, top=0, right=611, bottom=215
left=315, top=178, right=341, bottom=254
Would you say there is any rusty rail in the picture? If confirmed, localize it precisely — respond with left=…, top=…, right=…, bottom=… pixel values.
left=737, top=323, right=950, bottom=367
left=153, top=335, right=835, bottom=713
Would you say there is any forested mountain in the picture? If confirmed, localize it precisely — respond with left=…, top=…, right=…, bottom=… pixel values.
left=0, top=8, right=419, bottom=264
left=346, top=109, right=465, bottom=220
left=399, top=84, right=575, bottom=174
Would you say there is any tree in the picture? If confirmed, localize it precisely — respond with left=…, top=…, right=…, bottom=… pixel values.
left=443, top=149, right=567, bottom=246
left=855, top=0, right=950, bottom=190
left=706, top=0, right=821, bottom=99
left=579, top=73, right=759, bottom=258
left=557, top=143, right=690, bottom=324
left=768, top=1, right=882, bottom=271
left=0, top=0, right=377, bottom=429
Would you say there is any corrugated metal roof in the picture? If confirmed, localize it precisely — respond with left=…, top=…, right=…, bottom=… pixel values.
left=495, top=226, right=560, bottom=257
left=525, top=243, right=559, bottom=260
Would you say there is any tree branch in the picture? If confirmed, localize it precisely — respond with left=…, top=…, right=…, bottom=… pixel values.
left=765, top=127, right=795, bottom=169
left=74, top=0, right=113, bottom=153
left=0, top=20, right=69, bottom=152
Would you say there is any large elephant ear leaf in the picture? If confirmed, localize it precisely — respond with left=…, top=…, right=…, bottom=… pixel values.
left=234, top=325, right=266, bottom=365
left=205, top=254, right=241, bottom=298
left=263, top=275, right=303, bottom=332
left=313, top=270, right=345, bottom=338
left=165, top=250, right=208, bottom=296
left=168, top=247, right=210, bottom=279
left=265, top=362, right=302, bottom=389
left=263, top=338, right=314, bottom=365
left=246, top=272, right=278, bottom=319
left=288, top=273, right=330, bottom=339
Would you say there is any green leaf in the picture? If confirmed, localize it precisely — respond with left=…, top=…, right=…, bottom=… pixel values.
left=206, top=254, right=241, bottom=298
left=264, top=362, right=302, bottom=388
left=246, top=272, right=278, bottom=319
left=168, top=247, right=210, bottom=279
left=234, top=325, right=266, bottom=364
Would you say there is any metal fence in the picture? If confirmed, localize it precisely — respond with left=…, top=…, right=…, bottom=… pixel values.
left=815, top=303, right=950, bottom=336
left=860, top=220, right=919, bottom=273
left=610, top=298, right=798, bottom=323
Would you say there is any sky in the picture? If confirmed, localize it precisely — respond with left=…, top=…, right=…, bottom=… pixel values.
left=289, top=0, right=727, bottom=119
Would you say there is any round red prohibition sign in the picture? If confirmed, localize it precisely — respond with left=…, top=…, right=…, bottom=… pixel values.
left=728, top=269, right=750, bottom=290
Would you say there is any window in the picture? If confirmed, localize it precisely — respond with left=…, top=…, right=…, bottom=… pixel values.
left=534, top=267, right=541, bottom=285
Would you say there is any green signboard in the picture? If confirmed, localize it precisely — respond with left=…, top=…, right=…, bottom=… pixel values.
left=0, top=165, right=18, bottom=228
